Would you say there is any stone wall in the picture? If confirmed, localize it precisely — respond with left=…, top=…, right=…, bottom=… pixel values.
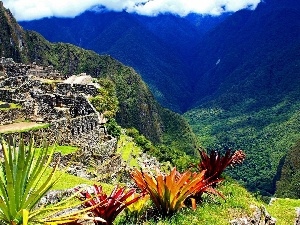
left=296, top=208, right=300, bottom=225
left=230, top=205, right=276, bottom=225
left=0, top=76, right=29, bottom=88
left=28, top=65, right=64, bottom=80
left=56, top=83, right=98, bottom=96
left=1, top=114, right=108, bottom=150
left=0, top=89, right=14, bottom=102
left=0, top=108, right=30, bottom=125
left=0, top=58, right=31, bottom=77
left=0, top=58, right=64, bottom=80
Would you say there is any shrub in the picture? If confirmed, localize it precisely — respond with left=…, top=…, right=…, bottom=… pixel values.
left=106, top=118, right=122, bottom=139
left=90, top=78, right=119, bottom=119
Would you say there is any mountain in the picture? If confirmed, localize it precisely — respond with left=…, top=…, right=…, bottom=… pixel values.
left=12, top=0, right=300, bottom=196
left=190, top=0, right=300, bottom=108
left=0, top=2, right=29, bottom=62
left=19, top=11, right=227, bottom=112
left=185, top=0, right=300, bottom=195
left=0, top=2, right=198, bottom=155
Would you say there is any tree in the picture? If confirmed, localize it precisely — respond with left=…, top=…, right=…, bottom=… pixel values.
left=91, top=78, right=119, bottom=119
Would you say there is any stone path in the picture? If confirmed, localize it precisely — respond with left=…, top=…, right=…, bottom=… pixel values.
left=0, top=122, right=44, bottom=133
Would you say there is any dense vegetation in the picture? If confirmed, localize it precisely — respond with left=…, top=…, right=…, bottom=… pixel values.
left=90, top=78, right=119, bottom=119
left=183, top=0, right=300, bottom=196
left=185, top=100, right=300, bottom=196
left=276, top=140, right=300, bottom=198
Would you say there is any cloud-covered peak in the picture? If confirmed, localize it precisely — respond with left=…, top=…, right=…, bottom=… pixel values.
left=2, top=0, right=261, bottom=21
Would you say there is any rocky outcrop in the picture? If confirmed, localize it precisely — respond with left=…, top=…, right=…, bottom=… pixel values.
left=230, top=205, right=276, bottom=225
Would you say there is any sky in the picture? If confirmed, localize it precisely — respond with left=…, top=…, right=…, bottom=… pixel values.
left=2, top=0, right=261, bottom=21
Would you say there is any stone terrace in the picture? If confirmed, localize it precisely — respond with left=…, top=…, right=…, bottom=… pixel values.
left=0, top=58, right=111, bottom=151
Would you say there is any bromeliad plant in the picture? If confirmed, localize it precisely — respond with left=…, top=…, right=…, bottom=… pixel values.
left=197, top=149, right=246, bottom=180
left=77, top=184, right=141, bottom=225
left=131, top=167, right=213, bottom=217
left=197, top=149, right=246, bottom=181
left=124, top=194, right=150, bottom=224
left=189, top=149, right=246, bottom=202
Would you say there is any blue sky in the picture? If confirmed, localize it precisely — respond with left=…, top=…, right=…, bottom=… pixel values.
left=2, top=0, right=261, bottom=21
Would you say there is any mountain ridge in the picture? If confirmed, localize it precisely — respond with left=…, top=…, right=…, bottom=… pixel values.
left=19, top=11, right=229, bottom=112
left=0, top=2, right=198, bottom=155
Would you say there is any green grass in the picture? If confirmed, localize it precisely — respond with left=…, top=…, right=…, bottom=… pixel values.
left=116, top=179, right=300, bottom=225
left=41, top=167, right=113, bottom=192
left=0, top=102, right=22, bottom=111
left=117, top=134, right=142, bottom=167
left=40, top=79, right=62, bottom=84
left=51, top=145, right=79, bottom=155
left=266, top=198, right=300, bottom=225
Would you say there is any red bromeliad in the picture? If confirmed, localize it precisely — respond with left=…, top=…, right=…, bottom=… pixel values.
left=77, top=185, right=141, bottom=225
left=197, top=149, right=246, bottom=181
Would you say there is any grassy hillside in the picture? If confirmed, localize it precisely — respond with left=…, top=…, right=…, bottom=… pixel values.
left=266, top=198, right=300, bottom=225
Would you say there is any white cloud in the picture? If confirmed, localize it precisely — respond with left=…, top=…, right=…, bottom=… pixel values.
left=2, top=0, right=261, bottom=21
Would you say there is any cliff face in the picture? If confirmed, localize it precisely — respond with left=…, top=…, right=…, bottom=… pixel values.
left=0, top=2, right=28, bottom=62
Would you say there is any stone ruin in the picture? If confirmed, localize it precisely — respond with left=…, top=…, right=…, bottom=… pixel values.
left=0, top=57, right=113, bottom=151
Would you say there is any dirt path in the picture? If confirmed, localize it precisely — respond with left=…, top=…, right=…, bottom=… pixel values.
left=0, top=122, right=45, bottom=133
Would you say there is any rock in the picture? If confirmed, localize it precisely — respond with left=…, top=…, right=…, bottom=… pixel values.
left=230, top=205, right=276, bottom=225
left=295, top=208, right=300, bottom=225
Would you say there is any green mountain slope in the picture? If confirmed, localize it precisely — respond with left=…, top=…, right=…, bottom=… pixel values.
left=0, top=3, right=197, bottom=154
left=276, top=140, right=300, bottom=198
left=185, top=0, right=300, bottom=195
